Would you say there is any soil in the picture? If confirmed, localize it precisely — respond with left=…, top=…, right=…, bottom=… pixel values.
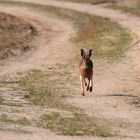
left=0, top=0, right=140, bottom=140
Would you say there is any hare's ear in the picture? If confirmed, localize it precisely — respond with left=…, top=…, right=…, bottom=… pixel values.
left=89, top=49, right=92, bottom=57
left=81, top=49, right=84, bottom=57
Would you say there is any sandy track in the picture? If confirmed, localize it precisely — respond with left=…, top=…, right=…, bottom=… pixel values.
left=0, top=0, right=140, bottom=140
left=0, top=5, right=75, bottom=75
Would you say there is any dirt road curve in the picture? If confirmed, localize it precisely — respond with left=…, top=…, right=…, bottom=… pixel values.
left=0, top=0, right=140, bottom=140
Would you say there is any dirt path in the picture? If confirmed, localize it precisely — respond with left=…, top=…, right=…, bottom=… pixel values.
left=0, top=5, right=75, bottom=75
left=0, top=0, right=140, bottom=140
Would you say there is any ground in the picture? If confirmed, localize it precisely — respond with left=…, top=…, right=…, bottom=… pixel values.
left=0, top=0, right=140, bottom=140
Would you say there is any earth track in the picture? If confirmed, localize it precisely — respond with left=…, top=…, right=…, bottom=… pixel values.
left=0, top=0, right=140, bottom=140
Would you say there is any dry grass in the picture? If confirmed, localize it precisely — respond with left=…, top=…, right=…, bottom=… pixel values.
left=38, top=112, right=114, bottom=136
left=0, top=0, right=132, bottom=136
left=57, top=0, right=140, bottom=16
left=0, top=114, right=31, bottom=126
left=0, top=12, right=35, bottom=59
left=57, top=0, right=115, bottom=4
left=18, top=69, right=67, bottom=108
left=117, top=0, right=140, bottom=7
left=17, top=68, right=116, bottom=136
left=0, top=0, right=131, bottom=61
left=106, top=2, right=140, bottom=16
left=0, top=96, right=4, bottom=104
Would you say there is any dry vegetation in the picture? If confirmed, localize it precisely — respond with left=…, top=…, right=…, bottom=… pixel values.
left=57, top=0, right=140, bottom=16
left=58, top=0, right=115, bottom=4
left=58, top=0, right=140, bottom=6
left=0, top=1, right=131, bottom=61
left=38, top=112, right=113, bottom=136
left=0, top=0, right=134, bottom=137
left=117, top=0, right=140, bottom=7
left=0, top=69, right=115, bottom=136
left=0, top=12, right=35, bottom=59
left=107, top=0, right=140, bottom=16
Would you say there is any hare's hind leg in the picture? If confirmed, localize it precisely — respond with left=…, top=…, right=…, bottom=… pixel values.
left=86, top=78, right=90, bottom=91
left=89, top=74, right=93, bottom=92
left=80, top=75, right=85, bottom=96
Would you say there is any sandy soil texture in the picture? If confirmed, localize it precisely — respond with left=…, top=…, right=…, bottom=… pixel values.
left=0, top=0, right=140, bottom=140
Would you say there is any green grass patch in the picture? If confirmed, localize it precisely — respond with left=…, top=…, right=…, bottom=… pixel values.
left=106, top=4, right=140, bottom=17
left=57, top=0, right=115, bottom=4
left=0, top=0, right=131, bottom=61
left=0, top=96, right=4, bottom=104
left=38, top=112, right=114, bottom=136
left=18, top=69, right=69, bottom=108
left=16, top=68, right=115, bottom=136
left=0, top=114, right=31, bottom=126
left=2, top=102, right=23, bottom=107
left=18, top=69, right=80, bottom=112
left=15, top=117, right=31, bottom=126
left=0, top=114, right=13, bottom=123
left=0, top=127, right=31, bottom=134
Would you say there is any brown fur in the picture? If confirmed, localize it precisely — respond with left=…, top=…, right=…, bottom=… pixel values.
left=80, top=68, right=93, bottom=79
left=79, top=49, right=93, bottom=96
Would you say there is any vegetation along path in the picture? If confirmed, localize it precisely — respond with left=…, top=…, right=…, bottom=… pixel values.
left=0, top=0, right=140, bottom=140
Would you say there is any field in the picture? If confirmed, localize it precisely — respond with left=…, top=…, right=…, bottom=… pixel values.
left=0, top=0, right=140, bottom=139
left=58, top=0, right=140, bottom=16
left=106, top=0, right=140, bottom=16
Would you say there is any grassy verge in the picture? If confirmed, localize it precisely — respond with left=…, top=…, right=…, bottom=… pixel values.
left=106, top=4, right=140, bottom=17
left=38, top=112, right=113, bottom=136
left=0, top=0, right=131, bottom=61
left=17, top=69, right=116, bottom=136
left=18, top=69, right=67, bottom=108
left=0, top=96, right=4, bottom=104
left=0, top=127, right=31, bottom=134
left=57, top=0, right=115, bottom=4
left=0, top=114, right=31, bottom=126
